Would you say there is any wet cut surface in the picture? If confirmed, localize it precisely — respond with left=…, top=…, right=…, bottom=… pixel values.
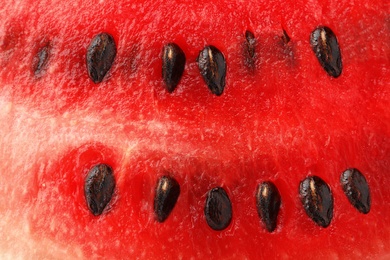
left=1, top=0, right=389, bottom=258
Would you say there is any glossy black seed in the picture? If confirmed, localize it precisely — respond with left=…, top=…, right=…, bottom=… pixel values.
left=204, top=187, right=232, bottom=231
left=162, top=43, right=186, bottom=93
left=299, top=176, right=333, bottom=227
left=197, top=45, right=226, bottom=96
left=84, top=164, right=115, bottom=216
left=86, top=33, right=117, bottom=83
left=256, top=181, right=281, bottom=232
left=244, top=30, right=256, bottom=69
left=33, top=44, right=50, bottom=77
left=340, top=168, right=371, bottom=214
left=310, top=26, right=342, bottom=77
left=154, top=176, right=181, bottom=222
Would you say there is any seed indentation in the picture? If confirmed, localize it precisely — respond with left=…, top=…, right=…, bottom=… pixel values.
left=204, top=187, right=232, bottom=231
left=244, top=30, right=256, bottom=69
left=197, top=45, right=226, bottom=96
left=86, top=33, right=117, bottom=83
left=340, top=168, right=371, bottom=214
left=162, top=43, right=186, bottom=93
left=84, top=164, right=115, bottom=216
left=154, top=176, right=181, bottom=222
left=33, top=44, right=50, bottom=77
left=310, top=26, right=342, bottom=77
left=282, top=29, right=291, bottom=44
left=256, top=181, right=281, bottom=232
left=299, top=176, right=333, bottom=227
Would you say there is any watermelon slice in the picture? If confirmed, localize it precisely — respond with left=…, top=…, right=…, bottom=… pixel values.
left=0, top=0, right=389, bottom=258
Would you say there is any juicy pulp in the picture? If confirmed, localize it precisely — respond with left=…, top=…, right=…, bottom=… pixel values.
left=0, top=0, right=389, bottom=259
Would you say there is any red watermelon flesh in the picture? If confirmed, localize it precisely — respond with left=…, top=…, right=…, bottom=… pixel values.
left=0, top=0, right=389, bottom=259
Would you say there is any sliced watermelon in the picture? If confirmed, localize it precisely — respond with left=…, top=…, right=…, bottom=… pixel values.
left=0, top=0, right=389, bottom=258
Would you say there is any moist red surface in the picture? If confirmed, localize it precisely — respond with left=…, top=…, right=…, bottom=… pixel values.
left=0, top=0, right=389, bottom=259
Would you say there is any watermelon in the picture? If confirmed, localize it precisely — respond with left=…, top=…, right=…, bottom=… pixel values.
left=0, top=0, right=389, bottom=258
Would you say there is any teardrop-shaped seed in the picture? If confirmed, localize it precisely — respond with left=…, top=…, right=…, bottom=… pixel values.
left=299, top=176, right=333, bottom=227
left=204, top=187, right=232, bottom=231
left=256, top=181, right=281, bottom=232
left=84, top=164, right=116, bottom=216
left=154, top=176, right=181, bottom=222
left=197, top=45, right=226, bottom=96
left=33, top=44, right=50, bottom=77
left=310, top=26, right=342, bottom=77
left=340, top=168, right=371, bottom=214
left=86, top=33, right=117, bottom=83
left=162, top=43, right=186, bottom=93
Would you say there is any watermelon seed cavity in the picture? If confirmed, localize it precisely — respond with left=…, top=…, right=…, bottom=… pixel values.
left=299, top=176, right=334, bottom=228
left=154, top=176, right=181, bottom=222
left=162, top=43, right=186, bottom=93
left=282, top=29, right=290, bottom=44
left=204, top=187, right=232, bottom=231
left=310, top=26, right=342, bottom=78
left=197, top=45, right=226, bottom=96
left=340, top=168, right=371, bottom=214
left=244, top=30, right=256, bottom=70
left=86, top=33, right=117, bottom=83
left=256, top=181, right=281, bottom=232
left=84, top=164, right=116, bottom=216
left=32, top=44, right=50, bottom=77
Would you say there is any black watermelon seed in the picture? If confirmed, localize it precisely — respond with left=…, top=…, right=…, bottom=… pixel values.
left=162, top=43, right=186, bottom=93
left=310, top=26, right=342, bottom=78
left=256, top=181, right=281, bottom=232
left=154, top=176, right=181, bottom=222
left=86, top=33, right=117, bottom=83
left=299, top=176, right=333, bottom=227
left=84, top=164, right=115, bottom=216
left=33, top=44, right=50, bottom=77
left=244, top=30, right=256, bottom=69
left=204, top=187, right=232, bottom=231
left=340, top=168, right=371, bottom=214
left=197, top=45, right=226, bottom=96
